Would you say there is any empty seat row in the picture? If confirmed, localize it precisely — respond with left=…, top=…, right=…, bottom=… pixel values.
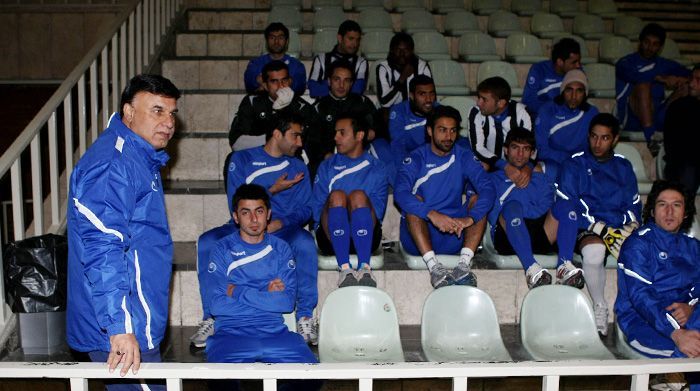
left=318, top=284, right=623, bottom=363
left=269, top=0, right=620, bottom=18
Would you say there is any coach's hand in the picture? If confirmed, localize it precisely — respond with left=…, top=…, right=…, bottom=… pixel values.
left=108, top=333, right=141, bottom=376
left=667, top=302, right=694, bottom=327
left=672, top=329, right=700, bottom=358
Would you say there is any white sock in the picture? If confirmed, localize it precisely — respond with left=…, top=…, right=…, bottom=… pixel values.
left=581, top=243, right=607, bottom=306
left=459, top=247, right=474, bottom=266
left=422, top=250, right=438, bottom=271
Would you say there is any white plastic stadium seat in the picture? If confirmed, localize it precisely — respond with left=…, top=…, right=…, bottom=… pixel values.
left=429, top=60, right=470, bottom=95
left=598, top=35, right=633, bottom=65
left=319, top=286, right=405, bottom=362
left=440, top=96, right=476, bottom=138
left=414, top=31, right=452, bottom=60
left=317, top=246, right=385, bottom=270
left=444, top=10, right=479, bottom=36
left=615, top=323, right=649, bottom=359
left=312, top=29, right=338, bottom=55
left=488, top=10, right=524, bottom=37
left=585, top=62, right=615, bottom=98
left=458, top=32, right=501, bottom=62
left=530, top=12, right=566, bottom=39
left=505, top=33, right=548, bottom=63
left=477, top=61, right=523, bottom=96
left=520, top=285, right=616, bottom=360
left=615, top=142, right=653, bottom=195
left=422, top=286, right=512, bottom=362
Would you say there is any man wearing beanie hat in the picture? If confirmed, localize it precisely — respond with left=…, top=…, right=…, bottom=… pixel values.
left=534, top=69, right=599, bottom=169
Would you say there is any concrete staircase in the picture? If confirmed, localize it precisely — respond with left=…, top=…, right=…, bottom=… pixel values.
left=160, top=0, right=696, bottom=328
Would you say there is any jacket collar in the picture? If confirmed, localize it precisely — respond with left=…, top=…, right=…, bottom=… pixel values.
left=108, top=112, right=170, bottom=171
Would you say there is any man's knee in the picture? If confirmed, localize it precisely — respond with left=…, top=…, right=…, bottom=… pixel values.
left=328, top=190, right=348, bottom=207
left=580, top=240, right=606, bottom=266
left=501, top=200, right=524, bottom=219
left=348, top=190, right=370, bottom=209
left=631, top=82, right=652, bottom=97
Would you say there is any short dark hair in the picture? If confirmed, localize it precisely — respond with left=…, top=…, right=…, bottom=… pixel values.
left=265, top=112, right=305, bottom=140
left=409, top=75, right=435, bottom=93
left=389, top=32, right=414, bottom=51
left=588, top=112, right=620, bottom=137
left=264, top=22, right=289, bottom=40
left=261, top=60, right=289, bottom=82
left=427, top=105, right=461, bottom=129
left=119, top=74, right=180, bottom=117
left=327, top=59, right=355, bottom=81
left=335, top=113, right=368, bottom=144
left=551, top=37, right=581, bottom=63
left=642, top=180, right=696, bottom=232
left=232, top=183, right=271, bottom=211
left=338, top=20, right=362, bottom=36
left=504, top=127, right=536, bottom=149
left=477, top=76, right=511, bottom=102
left=639, top=23, right=666, bottom=45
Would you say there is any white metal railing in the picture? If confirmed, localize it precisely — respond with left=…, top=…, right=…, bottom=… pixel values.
left=0, top=0, right=181, bottom=332
left=0, top=359, right=699, bottom=391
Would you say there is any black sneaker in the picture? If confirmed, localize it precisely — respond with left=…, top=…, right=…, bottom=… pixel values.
left=337, top=268, right=358, bottom=288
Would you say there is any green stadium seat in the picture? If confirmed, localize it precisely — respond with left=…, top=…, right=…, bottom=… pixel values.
left=440, top=96, right=476, bottom=137
left=598, top=35, right=633, bottom=64
left=444, top=10, right=479, bottom=36
left=271, top=0, right=302, bottom=9
left=358, top=7, right=394, bottom=32
left=661, top=38, right=692, bottom=67
left=585, top=62, right=615, bottom=98
left=312, top=29, right=339, bottom=56
left=313, top=0, right=345, bottom=10
left=422, top=286, right=512, bottom=362
left=488, top=10, right=524, bottom=37
left=401, top=9, right=437, bottom=33
left=588, top=0, right=618, bottom=18
left=478, top=60, right=523, bottom=96
left=432, top=0, right=465, bottom=13
left=430, top=59, right=470, bottom=95
left=472, top=0, right=502, bottom=15
left=530, top=12, right=566, bottom=39
left=414, top=32, right=452, bottom=60
left=313, top=7, right=346, bottom=32
left=361, top=31, right=394, bottom=60
left=572, top=13, right=607, bottom=40
left=319, top=286, right=405, bottom=362
left=510, top=0, right=542, bottom=16
left=393, top=0, right=425, bottom=12
left=459, top=31, right=501, bottom=62
left=267, top=6, right=303, bottom=31
left=520, top=285, right=616, bottom=360
left=552, top=34, right=597, bottom=63
left=614, top=15, right=643, bottom=40
left=549, top=0, right=580, bottom=17
left=352, top=0, right=386, bottom=10
left=505, top=33, right=548, bottom=63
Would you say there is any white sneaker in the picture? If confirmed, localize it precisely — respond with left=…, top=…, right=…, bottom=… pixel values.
left=190, top=318, right=215, bottom=348
left=297, top=317, right=319, bottom=345
left=594, top=302, right=609, bottom=337
left=556, top=260, right=585, bottom=289
left=525, top=263, right=552, bottom=289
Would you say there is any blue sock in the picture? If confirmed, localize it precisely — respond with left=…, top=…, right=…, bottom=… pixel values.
left=552, top=200, right=578, bottom=267
left=350, top=207, right=374, bottom=269
left=501, top=201, right=537, bottom=271
left=328, top=206, right=351, bottom=267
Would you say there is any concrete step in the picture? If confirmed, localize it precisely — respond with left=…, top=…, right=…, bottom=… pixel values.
left=164, top=136, right=229, bottom=182
left=165, top=190, right=229, bottom=242
left=617, top=1, right=700, bottom=13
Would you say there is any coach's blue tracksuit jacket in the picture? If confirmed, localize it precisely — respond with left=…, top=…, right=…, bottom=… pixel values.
left=67, top=113, right=172, bottom=353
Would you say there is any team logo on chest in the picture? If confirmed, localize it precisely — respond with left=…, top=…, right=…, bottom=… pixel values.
left=326, top=114, right=334, bottom=122
left=659, top=251, right=668, bottom=260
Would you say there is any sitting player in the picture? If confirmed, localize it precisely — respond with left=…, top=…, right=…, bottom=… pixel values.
left=489, top=128, right=586, bottom=289
left=556, top=113, right=642, bottom=336
left=394, top=106, right=495, bottom=288
left=311, top=114, right=389, bottom=288
left=616, top=180, right=699, bottom=389
left=205, top=184, right=320, bottom=390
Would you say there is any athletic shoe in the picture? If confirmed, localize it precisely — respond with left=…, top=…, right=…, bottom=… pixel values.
left=556, top=260, right=585, bottom=288
left=451, top=262, right=477, bottom=287
left=337, top=268, right=358, bottom=288
left=650, top=373, right=687, bottom=391
left=594, top=302, right=609, bottom=337
left=525, top=263, right=552, bottom=289
left=357, top=267, right=377, bottom=287
left=297, top=317, right=319, bottom=345
left=189, top=318, right=215, bottom=348
left=429, top=263, right=454, bottom=288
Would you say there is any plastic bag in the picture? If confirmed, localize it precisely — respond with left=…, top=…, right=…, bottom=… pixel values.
left=4, top=234, right=67, bottom=313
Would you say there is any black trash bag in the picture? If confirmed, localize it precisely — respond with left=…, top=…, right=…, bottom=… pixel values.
left=4, top=234, right=68, bottom=313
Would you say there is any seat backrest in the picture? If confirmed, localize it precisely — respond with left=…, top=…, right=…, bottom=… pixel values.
left=585, top=62, right=614, bottom=94
left=313, top=6, right=347, bottom=31
left=477, top=61, right=519, bottom=88
left=286, top=30, right=301, bottom=57
left=271, top=0, right=302, bottom=9
left=459, top=31, right=498, bottom=56
left=361, top=31, right=394, bottom=60
left=506, top=33, right=544, bottom=57
left=313, top=0, right=345, bottom=10
left=599, top=35, right=633, bottom=64
left=531, top=12, right=564, bottom=34
left=614, top=15, right=643, bottom=40
left=267, top=6, right=303, bottom=31
left=520, top=285, right=615, bottom=360
left=511, top=0, right=542, bottom=15
left=414, top=31, right=450, bottom=56
left=573, top=14, right=605, bottom=36
left=313, top=30, right=338, bottom=55
left=472, top=0, right=503, bottom=14
left=359, top=7, right=393, bottom=31
left=401, top=8, right=437, bottom=31
left=615, top=142, right=649, bottom=182
left=319, top=286, right=405, bottom=362
left=445, top=10, right=479, bottom=34
left=432, top=0, right=464, bottom=13
left=429, top=59, right=467, bottom=86
left=661, top=38, right=682, bottom=60
left=422, top=286, right=512, bottom=362
left=488, top=10, right=522, bottom=35
left=440, top=96, right=476, bottom=130
left=394, top=0, right=425, bottom=11
left=588, top=0, right=617, bottom=15
left=549, top=0, right=579, bottom=15
left=353, top=0, right=385, bottom=10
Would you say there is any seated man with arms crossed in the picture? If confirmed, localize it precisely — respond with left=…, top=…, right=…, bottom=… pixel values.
left=489, top=127, right=586, bottom=289
left=556, top=113, right=642, bottom=336
left=311, top=114, right=389, bottom=288
left=395, top=106, right=495, bottom=288
left=616, top=180, right=699, bottom=389
left=206, top=184, right=320, bottom=391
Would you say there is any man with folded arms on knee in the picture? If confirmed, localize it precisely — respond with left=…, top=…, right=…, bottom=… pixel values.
left=395, top=105, right=495, bottom=288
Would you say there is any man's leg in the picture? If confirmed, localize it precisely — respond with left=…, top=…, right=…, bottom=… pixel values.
left=629, top=82, right=656, bottom=140
left=580, top=237, right=609, bottom=336
left=548, top=201, right=585, bottom=288
left=450, top=195, right=486, bottom=286
left=274, top=227, right=319, bottom=344
left=497, top=201, right=551, bottom=289
left=348, top=190, right=378, bottom=287
left=402, top=214, right=455, bottom=288
left=191, top=223, right=237, bottom=348
left=321, top=190, right=356, bottom=287
left=260, top=331, right=323, bottom=391
left=88, top=347, right=166, bottom=391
